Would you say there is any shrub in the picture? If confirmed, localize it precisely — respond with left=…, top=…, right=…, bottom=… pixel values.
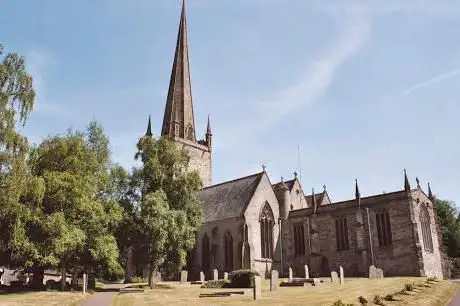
left=332, top=300, right=355, bottom=306
left=228, top=269, right=260, bottom=288
left=404, top=283, right=415, bottom=291
left=373, top=295, right=384, bottom=305
left=384, top=294, right=396, bottom=301
left=357, top=296, right=368, bottom=305
left=130, top=277, right=148, bottom=284
left=427, top=276, right=438, bottom=282
left=201, top=280, right=230, bottom=288
left=399, top=288, right=407, bottom=295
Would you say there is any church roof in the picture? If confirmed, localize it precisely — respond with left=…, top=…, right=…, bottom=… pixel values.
left=305, top=192, right=325, bottom=206
left=272, top=179, right=295, bottom=191
left=200, top=172, right=264, bottom=223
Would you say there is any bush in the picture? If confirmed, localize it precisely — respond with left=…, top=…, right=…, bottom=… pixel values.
left=228, top=269, right=260, bottom=288
left=384, top=294, right=396, bottom=301
left=373, top=295, right=384, bottom=305
left=357, top=296, right=368, bottom=305
left=404, top=283, right=415, bottom=291
left=130, top=277, right=148, bottom=284
left=427, top=276, right=438, bottom=282
left=399, top=288, right=407, bottom=295
left=332, top=299, right=354, bottom=306
left=201, top=280, right=230, bottom=288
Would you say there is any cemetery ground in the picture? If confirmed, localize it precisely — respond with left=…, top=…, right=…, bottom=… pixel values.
left=0, top=277, right=458, bottom=305
left=111, top=277, right=459, bottom=306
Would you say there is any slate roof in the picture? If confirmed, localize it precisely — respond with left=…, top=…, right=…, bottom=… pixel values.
left=305, top=192, right=325, bottom=206
left=272, top=179, right=295, bottom=191
left=200, top=172, right=265, bottom=223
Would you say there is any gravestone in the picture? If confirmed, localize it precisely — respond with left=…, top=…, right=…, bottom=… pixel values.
left=224, top=272, right=228, bottom=281
left=180, top=270, right=188, bottom=284
left=339, top=266, right=344, bottom=285
left=304, top=265, right=310, bottom=279
left=200, top=271, right=205, bottom=283
left=369, top=265, right=384, bottom=279
left=213, top=269, right=218, bottom=281
left=253, top=275, right=262, bottom=300
left=330, top=271, right=339, bottom=284
left=270, top=270, right=278, bottom=291
left=288, top=267, right=293, bottom=282
left=82, top=273, right=87, bottom=293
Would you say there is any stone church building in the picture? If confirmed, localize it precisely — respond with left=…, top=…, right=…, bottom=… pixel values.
left=139, top=1, right=445, bottom=280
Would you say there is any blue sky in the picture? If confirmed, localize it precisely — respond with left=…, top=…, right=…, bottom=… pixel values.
left=1, top=0, right=459, bottom=203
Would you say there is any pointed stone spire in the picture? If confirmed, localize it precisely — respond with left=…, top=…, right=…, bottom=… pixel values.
left=145, top=115, right=153, bottom=137
left=416, top=177, right=420, bottom=188
left=206, top=115, right=212, bottom=135
left=404, top=169, right=411, bottom=191
left=428, top=182, right=434, bottom=200
left=205, top=114, right=212, bottom=148
left=161, top=0, right=197, bottom=142
left=312, top=188, right=317, bottom=214
left=355, top=179, right=361, bottom=207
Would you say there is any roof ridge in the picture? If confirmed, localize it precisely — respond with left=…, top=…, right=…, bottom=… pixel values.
left=201, top=171, right=264, bottom=190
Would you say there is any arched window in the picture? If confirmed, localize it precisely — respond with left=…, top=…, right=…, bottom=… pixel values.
left=202, top=234, right=210, bottom=270
left=420, top=204, right=434, bottom=252
left=259, top=203, right=274, bottom=259
left=224, top=232, right=233, bottom=271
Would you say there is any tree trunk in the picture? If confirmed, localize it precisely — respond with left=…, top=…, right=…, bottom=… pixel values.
left=60, top=264, right=67, bottom=291
left=70, top=268, right=78, bottom=290
left=148, top=264, right=158, bottom=289
left=30, top=266, right=45, bottom=290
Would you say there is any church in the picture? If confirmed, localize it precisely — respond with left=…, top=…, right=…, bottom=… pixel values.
left=143, top=1, right=445, bottom=280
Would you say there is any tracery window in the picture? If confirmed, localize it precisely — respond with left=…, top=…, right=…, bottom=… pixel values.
left=201, top=234, right=210, bottom=270
left=186, top=125, right=194, bottom=141
left=335, top=216, right=349, bottom=251
left=224, top=232, right=233, bottom=271
left=376, top=209, right=393, bottom=246
left=293, top=223, right=305, bottom=256
left=420, top=205, right=434, bottom=252
left=260, top=202, right=274, bottom=259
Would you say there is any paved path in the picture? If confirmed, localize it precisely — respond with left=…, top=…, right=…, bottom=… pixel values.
left=448, top=280, right=460, bottom=306
left=78, top=283, right=124, bottom=306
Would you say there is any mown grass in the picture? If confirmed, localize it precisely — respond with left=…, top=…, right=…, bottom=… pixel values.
left=0, top=291, right=88, bottom=306
left=112, top=277, right=459, bottom=306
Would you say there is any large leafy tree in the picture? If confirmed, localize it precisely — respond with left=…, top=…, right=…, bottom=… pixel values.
left=0, top=44, right=42, bottom=271
left=435, top=198, right=460, bottom=258
left=134, top=135, right=202, bottom=287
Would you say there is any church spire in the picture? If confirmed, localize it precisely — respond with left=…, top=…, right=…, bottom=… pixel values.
left=145, top=115, right=153, bottom=137
left=355, top=178, right=361, bottom=207
left=161, top=0, right=197, bottom=142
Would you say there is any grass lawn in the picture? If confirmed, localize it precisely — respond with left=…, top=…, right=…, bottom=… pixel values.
left=112, top=277, right=459, bottom=306
left=0, top=291, right=88, bottom=306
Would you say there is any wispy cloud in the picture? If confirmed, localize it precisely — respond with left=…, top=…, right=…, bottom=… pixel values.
left=218, top=4, right=370, bottom=149
left=404, top=69, right=460, bottom=94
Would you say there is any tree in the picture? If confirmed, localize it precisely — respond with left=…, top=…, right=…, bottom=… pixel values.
left=133, top=135, right=202, bottom=287
left=0, top=44, right=42, bottom=273
left=435, top=198, right=460, bottom=258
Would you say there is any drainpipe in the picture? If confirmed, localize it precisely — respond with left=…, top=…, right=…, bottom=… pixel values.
left=366, top=207, right=375, bottom=266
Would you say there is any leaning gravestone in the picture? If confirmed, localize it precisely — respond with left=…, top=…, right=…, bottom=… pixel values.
left=270, top=270, right=278, bottom=291
left=224, top=272, right=228, bottom=281
left=82, top=273, right=87, bottom=293
left=369, top=265, right=384, bottom=279
left=339, top=266, right=344, bottom=285
left=376, top=267, right=384, bottom=278
left=304, top=265, right=310, bottom=279
left=288, top=267, right=293, bottom=282
left=213, top=269, right=218, bottom=281
left=330, top=271, right=339, bottom=284
left=180, top=270, right=188, bottom=284
left=200, top=271, right=205, bottom=283
left=253, top=275, right=262, bottom=300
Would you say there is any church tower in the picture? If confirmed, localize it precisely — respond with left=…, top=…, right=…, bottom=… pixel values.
left=160, top=0, right=212, bottom=187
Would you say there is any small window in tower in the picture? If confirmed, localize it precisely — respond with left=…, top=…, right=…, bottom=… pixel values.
left=187, top=126, right=194, bottom=141
left=174, top=123, right=180, bottom=136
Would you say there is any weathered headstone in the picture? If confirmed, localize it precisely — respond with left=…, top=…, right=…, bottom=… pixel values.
left=224, top=272, right=228, bottom=281
left=369, top=265, right=384, bottom=279
left=288, top=267, right=293, bottom=282
left=253, top=275, right=262, bottom=300
left=213, top=269, right=218, bottom=281
left=180, top=270, right=188, bottom=284
left=200, top=271, right=205, bottom=283
left=82, top=273, right=87, bottom=293
left=339, top=266, right=344, bottom=285
left=330, top=271, right=339, bottom=284
left=304, top=265, right=310, bottom=279
left=270, top=270, right=278, bottom=291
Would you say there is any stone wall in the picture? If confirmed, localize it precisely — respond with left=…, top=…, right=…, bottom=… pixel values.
left=174, top=138, right=212, bottom=187
left=284, top=190, right=441, bottom=278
